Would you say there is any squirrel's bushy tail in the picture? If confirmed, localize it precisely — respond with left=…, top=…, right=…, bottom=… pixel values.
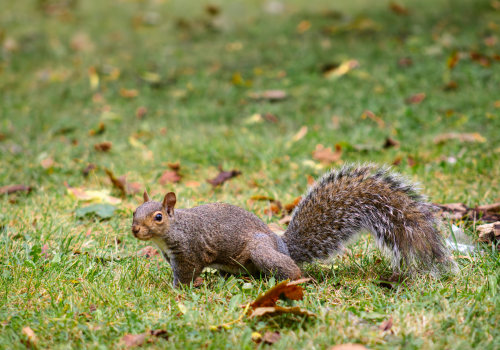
left=283, top=164, right=457, bottom=276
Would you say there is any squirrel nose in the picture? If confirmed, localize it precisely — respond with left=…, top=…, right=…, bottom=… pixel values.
left=132, top=225, right=140, bottom=235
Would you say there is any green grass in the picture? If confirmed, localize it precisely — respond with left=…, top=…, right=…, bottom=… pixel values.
left=1, top=0, right=499, bottom=348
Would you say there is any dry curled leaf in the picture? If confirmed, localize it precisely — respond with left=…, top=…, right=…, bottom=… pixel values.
left=312, top=144, right=342, bottom=164
left=398, top=57, right=413, bottom=67
left=250, top=278, right=310, bottom=309
left=119, top=330, right=168, bottom=348
left=476, top=222, right=500, bottom=245
left=284, top=196, right=302, bottom=213
left=94, top=141, right=112, bottom=152
left=379, top=316, right=393, bottom=331
left=476, top=202, right=500, bottom=212
left=0, top=184, right=32, bottom=195
left=136, top=106, right=148, bottom=119
left=120, top=88, right=139, bottom=98
left=292, top=126, right=308, bottom=142
left=434, top=132, right=486, bottom=144
left=323, top=59, right=359, bottom=79
left=105, top=169, right=141, bottom=196
left=361, top=110, right=385, bottom=128
left=249, top=90, right=287, bottom=102
left=405, top=92, right=426, bottom=105
left=389, top=2, right=409, bottom=15
left=22, top=326, right=38, bottom=348
left=447, top=51, right=459, bottom=69
left=207, top=168, right=241, bottom=187
left=383, top=137, right=400, bottom=149
left=159, top=171, right=181, bottom=185
left=82, top=163, right=97, bottom=177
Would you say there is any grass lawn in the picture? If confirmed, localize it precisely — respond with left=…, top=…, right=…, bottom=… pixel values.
left=1, top=0, right=499, bottom=348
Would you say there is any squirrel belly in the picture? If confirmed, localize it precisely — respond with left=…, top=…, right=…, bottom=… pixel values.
left=283, top=164, right=457, bottom=276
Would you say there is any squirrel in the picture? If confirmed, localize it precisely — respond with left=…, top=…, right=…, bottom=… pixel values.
left=131, top=164, right=457, bottom=287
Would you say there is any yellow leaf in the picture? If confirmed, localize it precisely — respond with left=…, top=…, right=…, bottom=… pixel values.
left=177, top=303, right=187, bottom=314
left=88, top=67, right=99, bottom=90
left=324, top=60, right=359, bottom=79
left=65, top=184, right=121, bottom=205
left=244, top=114, right=263, bottom=124
left=292, top=126, right=308, bottom=142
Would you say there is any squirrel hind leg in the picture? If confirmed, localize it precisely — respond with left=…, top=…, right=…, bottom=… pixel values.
left=249, top=242, right=302, bottom=280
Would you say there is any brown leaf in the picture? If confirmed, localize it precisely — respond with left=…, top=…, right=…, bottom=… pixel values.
left=119, top=330, right=168, bottom=348
left=398, top=57, right=413, bottom=67
left=330, top=344, right=368, bottom=350
left=262, top=331, right=281, bottom=345
left=476, top=222, right=500, bottom=244
left=40, top=157, right=55, bottom=169
left=406, top=156, right=416, bottom=167
left=434, top=132, right=486, bottom=144
left=262, top=113, right=279, bottom=123
left=136, top=106, right=148, bottom=119
left=383, top=137, right=400, bottom=149
left=436, top=203, right=468, bottom=221
left=470, top=52, right=490, bottom=67
left=447, top=51, right=459, bottom=69
left=193, top=277, right=204, bottom=288
left=82, top=163, right=97, bottom=177
left=443, top=81, right=458, bottom=91
left=22, top=327, right=38, bottom=348
left=379, top=316, right=393, bottom=331
left=405, top=92, right=426, bottom=105
left=0, top=184, right=32, bottom=195
left=137, top=246, right=160, bottom=259
left=476, top=202, right=500, bottom=213
left=105, top=169, right=140, bottom=196
left=207, top=168, right=241, bottom=187
left=284, top=196, right=302, bottom=213
left=264, top=202, right=282, bottom=217
left=120, top=88, right=139, bottom=98
left=297, top=20, right=311, bottom=33
left=205, top=4, right=220, bottom=16
left=361, top=110, right=385, bottom=128
left=167, top=162, right=180, bottom=171
left=250, top=278, right=310, bottom=309
left=249, top=305, right=315, bottom=318
left=250, top=195, right=275, bottom=201
left=159, top=171, right=181, bottom=185
left=94, top=141, right=112, bottom=152
left=249, top=90, right=287, bottom=102
left=312, top=144, right=342, bottom=164
left=389, top=2, right=409, bottom=15
left=89, top=122, right=106, bottom=136
left=70, top=32, right=94, bottom=52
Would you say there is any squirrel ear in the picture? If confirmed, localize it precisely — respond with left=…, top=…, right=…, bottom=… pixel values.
left=143, top=190, right=150, bottom=203
left=163, top=192, right=176, bottom=216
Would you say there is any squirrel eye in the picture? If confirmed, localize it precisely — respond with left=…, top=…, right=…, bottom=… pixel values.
left=154, top=213, right=163, bottom=222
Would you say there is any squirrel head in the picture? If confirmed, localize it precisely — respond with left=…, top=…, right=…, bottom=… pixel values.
left=131, top=191, right=176, bottom=241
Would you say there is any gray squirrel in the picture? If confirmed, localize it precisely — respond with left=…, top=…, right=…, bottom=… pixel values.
left=131, top=164, right=456, bottom=287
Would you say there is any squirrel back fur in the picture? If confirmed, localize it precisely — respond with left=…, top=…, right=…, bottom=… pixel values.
left=284, top=164, right=456, bottom=275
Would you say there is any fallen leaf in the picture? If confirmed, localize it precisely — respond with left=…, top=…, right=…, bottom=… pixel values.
left=443, top=81, right=458, bottom=91
left=0, top=184, right=32, bottom=195
left=447, top=51, right=459, bottom=69
left=324, top=60, right=359, bottom=79
left=379, top=316, right=393, bottom=331
left=476, top=222, right=500, bottom=244
left=262, top=331, right=281, bottom=344
left=207, top=168, right=241, bottom=187
left=76, top=204, right=116, bottom=219
left=193, top=277, right=204, bottom=287
left=88, top=66, right=99, bottom=90
left=407, top=156, right=416, bottom=167
left=484, top=36, right=498, bottom=47
left=119, top=330, right=168, bottom=348
left=470, top=52, right=490, bottom=67
left=297, top=20, right=311, bottom=33
left=312, top=144, right=342, bottom=164
left=82, top=163, right=97, bottom=177
left=250, top=278, right=310, bottom=309
left=251, top=332, right=262, bottom=344
left=22, top=327, right=38, bottom=348
left=249, top=305, right=316, bottom=318
left=383, top=137, right=400, bottom=149
left=476, top=202, right=500, bottom=212
left=250, top=195, right=275, bottom=201
left=40, top=157, right=55, bottom=169
left=70, top=32, right=94, bottom=52
left=136, top=106, right=148, bottom=119
left=262, top=113, right=279, bottom=123
left=330, top=344, right=368, bottom=350
left=89, top=122, right=106, bottom=136
left=94, top=141, right=112, bottom=152
left=405, top=92, right=426, bottom=105
left=361, top=110, right=385, bottom=128
left=159, top=168, right=181, bottom=185
left=205, top=4, right=220, bottom=16
left=120, top=88, right=139, bottom=98
left=389, top=2, right=409, bottom=15
left=264, top=202, right=282, bottom=217
left=185, top=181, right=201, bottom=188
left=434, top=132, right=486, bottom=144
left=249, top=90, right=287, bottom=101
left=292, top=126, right=308, bottom=142
left=398, top=57, right=413, bottom=67
left=105, top=169, right=141, bottom=196
left=284, top=196, right=302, bottom=213
left=65, top=183, right=121, bottom=204
left=138, top=246, right=160, bottom=258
